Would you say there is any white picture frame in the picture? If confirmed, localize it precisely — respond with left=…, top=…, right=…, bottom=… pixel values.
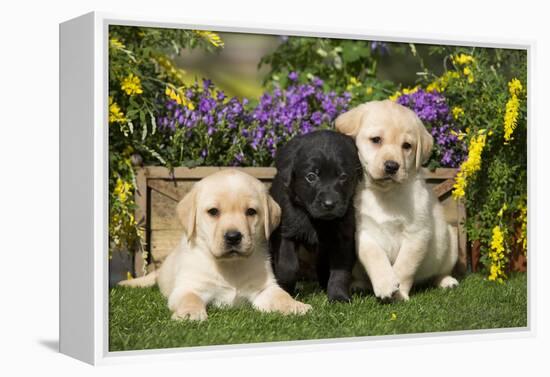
left=59, top=11, right=534, bottom=365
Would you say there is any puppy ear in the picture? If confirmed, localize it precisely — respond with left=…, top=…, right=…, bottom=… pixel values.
left=176, top=187, right=197, bottom=239
left=263, top=194, right=281, bottom=239
left=335, top=104, right=368, bottom=138
left=415, top=118, right=434, bottom=170
left=274, top=139, right=299, bottom=188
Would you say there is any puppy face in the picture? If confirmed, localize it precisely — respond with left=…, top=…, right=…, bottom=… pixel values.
left=177, top=170, right=281, bottom=260
left=283, top=132, right=361, bottom=220
left=335, top=100, right=433, bottom=190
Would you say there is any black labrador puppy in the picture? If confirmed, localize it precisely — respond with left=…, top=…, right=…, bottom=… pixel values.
left=269, top=130, right=362, bottom=302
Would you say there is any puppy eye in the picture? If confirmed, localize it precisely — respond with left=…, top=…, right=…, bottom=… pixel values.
left=305, top=172, right=318, bottom=183
left=207, top=208, right=220, bottom=217
left=245, top=208, right=257, bottom=216
left=339, top=173, right=349, bottom=182
left=402, top=142, right=412, bottom=150
left=370, top=136, right=382, bottom=144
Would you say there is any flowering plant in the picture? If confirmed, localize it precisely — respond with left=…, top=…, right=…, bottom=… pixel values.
left=395, top=88, right=466, bottom=168
left=404, top=48, right=528, bottom=281
left=245, top=75, right=351, bottom=165
left=108, top=26, right=224, bottom=256
left=260, top=36, right=396, bottom=105
left=154, top=75, right=351, bottom=167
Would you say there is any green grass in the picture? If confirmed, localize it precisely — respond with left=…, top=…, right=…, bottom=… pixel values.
left=109, top=273, right=527, bottom=351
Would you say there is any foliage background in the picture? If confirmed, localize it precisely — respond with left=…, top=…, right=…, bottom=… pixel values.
left=108, top=26, right=527, bottom=282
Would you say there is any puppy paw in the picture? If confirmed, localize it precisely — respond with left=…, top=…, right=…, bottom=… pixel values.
left=437, top=275, right=459, bottom=289
left=255, top=287, right=312, bottom=315
left=328, top=290, right=351, bottom=303
left=281, top=215, right=318, bottom=245
left=267, top=299, right=312, bottom=315
left=392, top=289, right=410, bottom=302
left=171, top=308, right=208, bottom=322
left=286, top=300, right=312, bottom=315
left=372, top=276, right=400, bottom=302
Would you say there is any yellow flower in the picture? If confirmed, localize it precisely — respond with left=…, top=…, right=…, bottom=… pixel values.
left=504, top=78, right=523, bottom=143
left=509, top=78, right=523, bottom=96
left=109, top=38, right=126, bottom=50
left=450, top=129, right=467, bottom=141
left=194, top=30, right=224, bottom=47
left=121, top=74, right=143, bottom=96
left=490, top=227, right=504, bottom=257
left=427, top=71, right=460, bottom=92
left=155, top=55, right=187, bottom=84
left=389, top=86, right=419, bottom=101
left=403, top=86, right=419, bottom=95
left=452, top=53, right=475, bottom=66
left=346, top=76, right=362, bottom=91
left=114, top=178, right=132, bottom=203
left=452, top=106, right=465, bottom=120
left=497, top=203, right=508, bottom=218
left=109, top=96, right=127, bottom=124
left=517, top=199, right=527, bottom=254
left=452, top=132, right=487, bottom=199
left=389, top=90, right=402, bottom=101
left=165, top=86, right=195, bottom=110
left=463, top=66, right=474, bottom=83
left=488, top=225, right=507, bottom=282
left=366, top=86, right=374, bottom=95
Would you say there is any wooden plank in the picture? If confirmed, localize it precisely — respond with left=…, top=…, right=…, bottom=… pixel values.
left=422, top=168, right=458, bottom=180
left=150, top=229, right=182, bottom=264
left=148, top=179, right=181, bottom=202
left=149, top=180, right=195, bottom=230
left=137, top=166, right=458, bottom=181
left=142, top=166, right=277, bottom=180
left=456, top=199, right=468, bottom=276
left=133, top=168, right=148, bottom=277
left=432, top=178, right=456, bottom=198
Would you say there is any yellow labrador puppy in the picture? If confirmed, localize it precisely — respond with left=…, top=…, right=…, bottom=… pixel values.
left=120, top=169, right=311, bottom=320
left=335, top=100, right=458, bottom=301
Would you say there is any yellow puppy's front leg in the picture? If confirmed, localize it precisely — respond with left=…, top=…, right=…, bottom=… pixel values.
left=392, top=236, right=429, bottom=301
left=253, top=285, right=311, bottom=315
left=358, top=233, right=399, bottom=301
left=171, top=291, right=208, bottom=321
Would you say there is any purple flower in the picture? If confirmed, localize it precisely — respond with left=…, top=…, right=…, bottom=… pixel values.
left=156, top=75, right=351, bottom=166
left=397, top=89, right=466, bottom=167
left=288, top=71, right=298, bottom=81
left=199, top=97, right=215, bottom=113
left=202, top=79, right=212, bottom=91
left=311, top=111, right=323, bottom=125
left=312, top=77, right=324, bottom=87
left=371, top=41, right=390, bottom=55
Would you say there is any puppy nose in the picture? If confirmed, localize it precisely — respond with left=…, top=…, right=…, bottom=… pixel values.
left=224, top=230, right=242, bottom=245
left=321, top=199, right=336, bottom=210
left=384, top=160, right=400, bottom=175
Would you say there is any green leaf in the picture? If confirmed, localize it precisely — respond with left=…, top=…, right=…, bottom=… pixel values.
left=140, top=111, right=147, bottom=141
left=149, top=111, right=157, bottom=135
left=141, top=145, right=166, bottom=165
left=341, top=41, right=369, bottom=63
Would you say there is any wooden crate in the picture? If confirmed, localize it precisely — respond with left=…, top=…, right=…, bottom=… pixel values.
left=132, top=166, right=467, bottom=277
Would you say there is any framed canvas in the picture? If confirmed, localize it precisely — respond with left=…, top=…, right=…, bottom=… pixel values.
left=59, top=11, right=532, bottom=365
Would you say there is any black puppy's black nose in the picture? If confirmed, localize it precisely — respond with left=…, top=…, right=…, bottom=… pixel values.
left=321, top=199, right=336, bottom=210
left=384, top=160, right=400, bottom=175
left=224, top=231, right=242, bottom=245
